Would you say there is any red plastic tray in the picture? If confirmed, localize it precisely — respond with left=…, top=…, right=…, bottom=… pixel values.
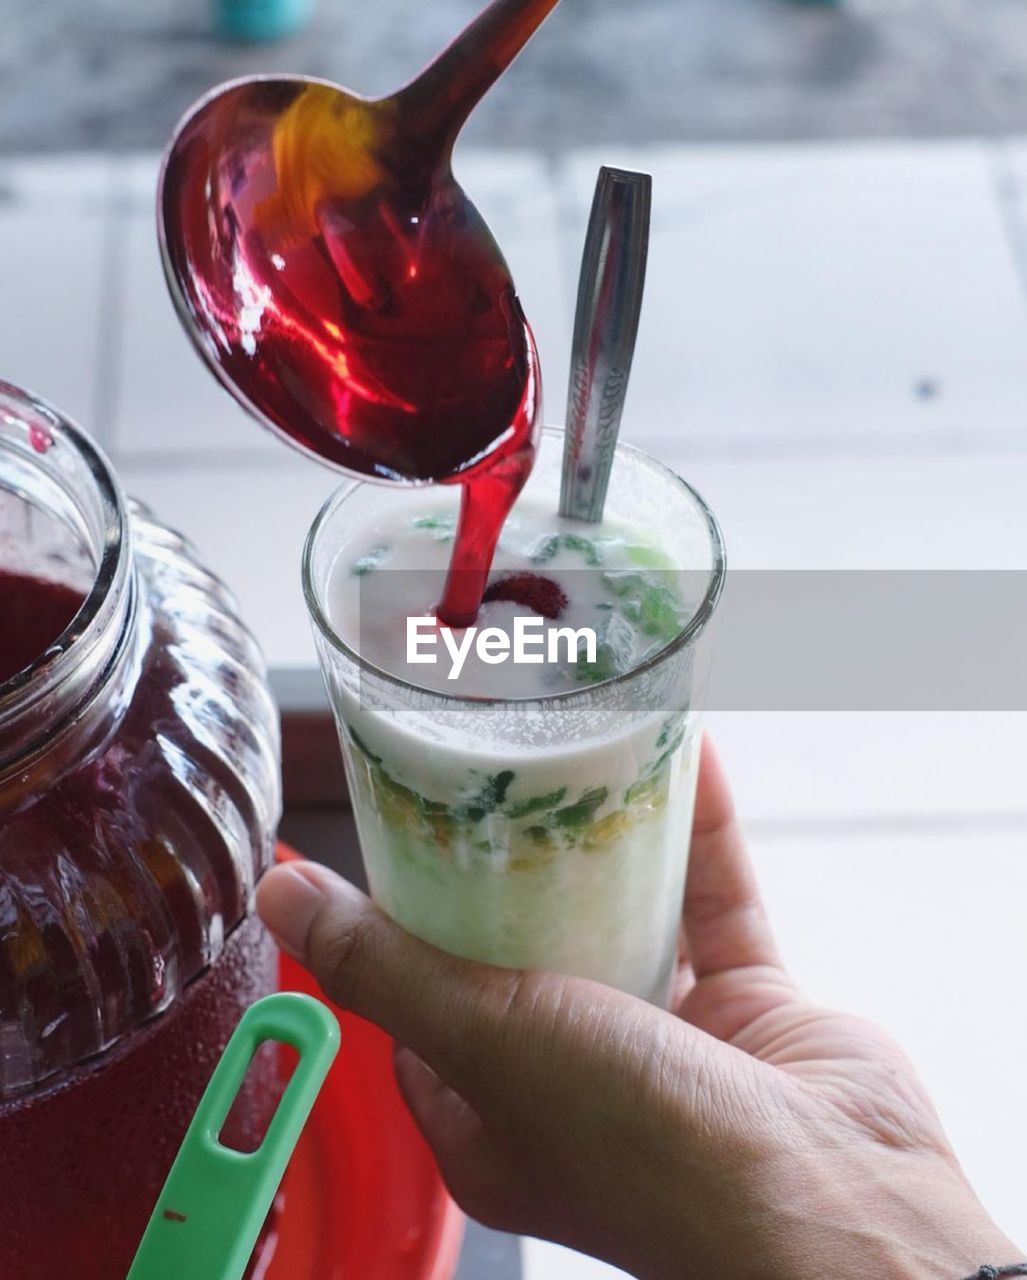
left=262, top=851, right=463, bottom=1279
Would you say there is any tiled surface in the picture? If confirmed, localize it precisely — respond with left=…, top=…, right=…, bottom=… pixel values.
left=993, top=137, right=1027, bottom=295
left=682, top=451, right=1027, bottom=569
left=559, top=142, right=1027, bottom=458
left=5, top=143, right=1027, bottom=1278
left=112, top=180, right=282, bottom=460
left=708, top=710, right=1027, bottom=829
left=1, top=153, right=112, bottom=206
left=524, top=1240, right=630, bottom=1280
left=120, top=459, right=338, bottom=669
left=0, top=155, right=111, bottom=430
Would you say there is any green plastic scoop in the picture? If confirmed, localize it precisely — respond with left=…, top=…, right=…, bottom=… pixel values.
left=127, top=991, right=340, bottom=1280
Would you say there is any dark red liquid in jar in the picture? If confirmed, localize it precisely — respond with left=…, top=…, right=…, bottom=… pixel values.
left=0, top=562, right=280, bottom=1275
left=0, top=916, right=279, bottom=1280
left=0, top=569, right=85, bottom=685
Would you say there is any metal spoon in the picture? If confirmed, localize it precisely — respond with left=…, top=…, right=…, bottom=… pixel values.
left=559, top=167, right=652, bottom=522
left=157, top=0, right=560, bottom=484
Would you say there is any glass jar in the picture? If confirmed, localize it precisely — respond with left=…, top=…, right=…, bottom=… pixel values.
left=0, top=382, right=282, bottom=1279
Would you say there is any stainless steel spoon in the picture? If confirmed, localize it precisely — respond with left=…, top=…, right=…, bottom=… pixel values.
left=559, top=166, right=652, bottom=522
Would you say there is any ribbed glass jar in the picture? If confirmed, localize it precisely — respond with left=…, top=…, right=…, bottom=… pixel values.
left=0, top=382, right=282, bottom=1279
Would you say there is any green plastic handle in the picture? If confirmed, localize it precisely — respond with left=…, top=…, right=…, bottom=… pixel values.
left=126, top=991, right=340, bottom=1280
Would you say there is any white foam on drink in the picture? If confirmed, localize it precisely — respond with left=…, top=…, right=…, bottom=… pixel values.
left=325, top=494, right=705, bottom=699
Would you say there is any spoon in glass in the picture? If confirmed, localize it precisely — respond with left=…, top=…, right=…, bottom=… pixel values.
left=560, top=166, right=652, bottom=523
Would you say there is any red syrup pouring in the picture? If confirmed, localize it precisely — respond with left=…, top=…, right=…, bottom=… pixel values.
left=159, top=0, right=560, bottom=626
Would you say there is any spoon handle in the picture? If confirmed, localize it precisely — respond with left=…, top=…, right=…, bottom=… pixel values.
left=400, top=0, right=561, bottom=145
left=559, top=167, right=652, bottom=524
left=126, top=993, right=339, bottom=1280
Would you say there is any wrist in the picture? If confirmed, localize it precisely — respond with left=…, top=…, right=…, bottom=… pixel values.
left=960, top=1268, right=1027, bottom=1280
left=820, top=1156, right=1020, bottom=1280
left=742, top=1147, right=1021, bottom=1280
left=902, top=1163, right=1022, bottom=1280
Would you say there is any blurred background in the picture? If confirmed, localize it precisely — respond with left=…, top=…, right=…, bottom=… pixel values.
left=3, top=2, right=1027, bottom=1276
left=6, top=0, right=1027, bottom=148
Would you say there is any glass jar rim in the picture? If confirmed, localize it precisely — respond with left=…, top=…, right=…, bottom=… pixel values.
left=0, top=382, right=130, bottom=742
left=302, top=428, right=727, bottom=710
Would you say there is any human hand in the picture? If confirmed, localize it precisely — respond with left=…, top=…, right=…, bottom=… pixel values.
left=257, top=740, right=1019, bottom=1279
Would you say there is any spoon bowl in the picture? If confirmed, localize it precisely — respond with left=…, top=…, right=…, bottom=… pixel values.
left=159, top=75, right=534, bottom=482
left=158, top=0, right=560, bottom=483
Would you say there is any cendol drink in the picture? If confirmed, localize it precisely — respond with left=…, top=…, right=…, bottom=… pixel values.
left=305, top=430, right=724, bottom=1005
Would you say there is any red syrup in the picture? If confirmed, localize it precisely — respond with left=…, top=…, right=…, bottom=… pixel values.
left=437, top=346, right=538, bottom=626
left=0, top=916, right=278, bottom=1280
left=160, top=0, right=560, bottom=626
left=483, top=570, right=566, bottom=620
left=0, top=569, right=84, bottom=684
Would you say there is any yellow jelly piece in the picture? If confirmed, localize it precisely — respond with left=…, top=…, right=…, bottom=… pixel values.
left=582, top=809, right=631, bottom=851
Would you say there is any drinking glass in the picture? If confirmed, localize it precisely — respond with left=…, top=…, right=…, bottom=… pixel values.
left=303, top=429, right=725, bottom=1005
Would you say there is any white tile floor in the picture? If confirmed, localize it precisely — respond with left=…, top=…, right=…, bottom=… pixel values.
left=112, top=180, right=282, bottom=461
left=559, top=142, right=1027, bottom=459
left=0, top=156, right=111, bottom=430
left=3, top=142, right=1027, bottom=1278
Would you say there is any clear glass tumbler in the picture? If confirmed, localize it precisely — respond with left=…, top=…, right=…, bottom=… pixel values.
left=303, top=429, right=725, bottom=1005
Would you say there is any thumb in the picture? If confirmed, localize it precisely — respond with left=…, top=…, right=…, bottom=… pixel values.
left=256, top=860, right=706, bottom=1126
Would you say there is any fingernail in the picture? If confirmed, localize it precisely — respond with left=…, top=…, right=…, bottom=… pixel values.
left=257, top=864, right=326, bottom=960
